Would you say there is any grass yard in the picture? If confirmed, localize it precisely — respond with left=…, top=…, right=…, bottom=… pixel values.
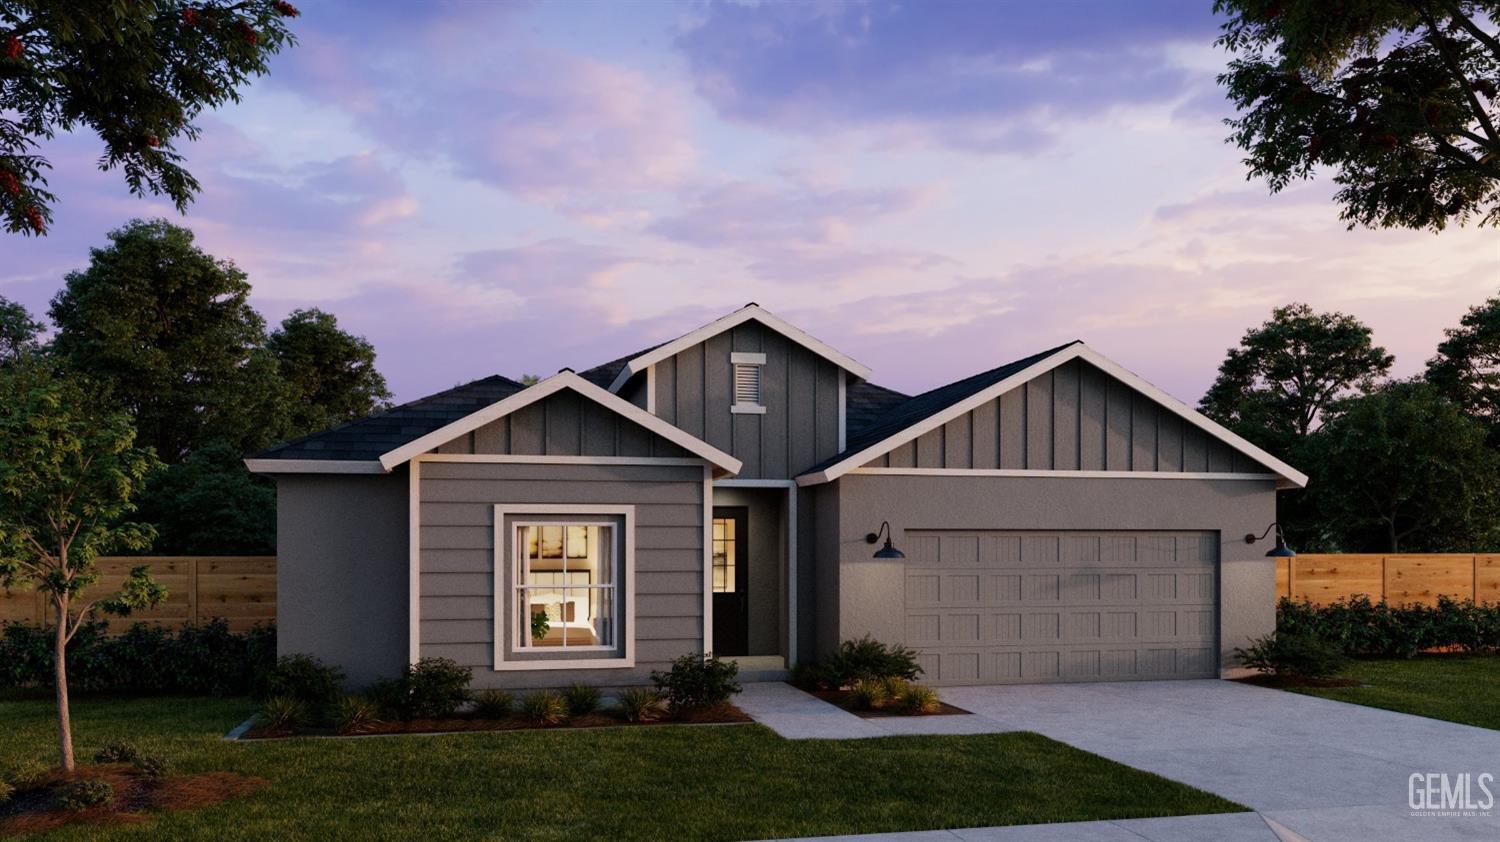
left=0, top=695, right=1243, bottom=840
left=1287, top=655, right=1500, bottom=731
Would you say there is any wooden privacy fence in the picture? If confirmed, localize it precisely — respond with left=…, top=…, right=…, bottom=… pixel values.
left=1277, top=553, right=1500, bottom=606
left=0, top=556, right=275, bottom=632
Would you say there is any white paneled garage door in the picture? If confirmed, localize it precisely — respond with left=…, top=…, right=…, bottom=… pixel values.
left=903, top=531, right=1218, bottom=685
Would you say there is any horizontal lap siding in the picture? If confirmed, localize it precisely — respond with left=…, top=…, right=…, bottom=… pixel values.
left=418, top=461, right=704, bottom=689
left=865, top=359, right=1266, bottom=475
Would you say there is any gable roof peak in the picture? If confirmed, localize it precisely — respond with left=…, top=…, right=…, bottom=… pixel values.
left=602, top=305, right=872, bottom=393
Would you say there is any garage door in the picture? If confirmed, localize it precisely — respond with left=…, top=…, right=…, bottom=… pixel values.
left=903, top=531, right=1218, bottom=685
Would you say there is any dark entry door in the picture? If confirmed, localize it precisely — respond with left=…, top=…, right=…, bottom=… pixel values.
left=711, top=507, right=749, bottom=657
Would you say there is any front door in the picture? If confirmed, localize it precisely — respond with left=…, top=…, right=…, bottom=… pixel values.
left=711, top=507, right=749, bottom=656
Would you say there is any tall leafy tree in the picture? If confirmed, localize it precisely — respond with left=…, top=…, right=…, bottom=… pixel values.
left=133, top=441, right=274, bottom=554
left=1201, top=303, right=1393, bottom=453
left=1216, top=0, right=1500, bottom=230
left=0, top=0, right=299, bottom=236
left=0, top=293, right=42, bottom=363
left=0, top=362, right=164, bottom=770
left=267, top=308, right=392, bottom=437
left=1307, top=380, right=1500, bottom=552
left=1426, top=294, right=1500, bottom=439
left=49, top=218, right=280, bottom=461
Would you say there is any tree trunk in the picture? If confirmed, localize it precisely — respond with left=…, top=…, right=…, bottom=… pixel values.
left=53, top=596, right=74, bottom=772
left=1388, top=520, right=1400, bottom=554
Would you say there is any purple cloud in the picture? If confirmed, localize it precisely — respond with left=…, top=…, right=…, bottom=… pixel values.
left=678, top=0, right=1219, bottom=152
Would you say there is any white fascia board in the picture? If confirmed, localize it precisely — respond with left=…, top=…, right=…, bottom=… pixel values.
left=795, top=343, right=1308, bottom=489
left=606, top=305, right=872, bottom=393
left=378, top=371, right=743, bottom=476
left=243, top=459, right=387, bottom=475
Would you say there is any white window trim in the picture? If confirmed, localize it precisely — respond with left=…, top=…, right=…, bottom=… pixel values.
left=730, top=403, right=767, bottom=415
left=492, top=504, right=636, bottom=671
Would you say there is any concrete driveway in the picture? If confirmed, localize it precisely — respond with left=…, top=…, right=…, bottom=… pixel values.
left=940, top=680, right=1500, bottom=842
left=740, top=679, right=1500, bottom=841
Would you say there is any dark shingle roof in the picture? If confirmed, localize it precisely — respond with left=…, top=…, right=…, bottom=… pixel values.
left=806, top=341, right=1082, bottom=473
left=577, top=341, right=667, bottom=389
left=846, top=380, right=910, bottom=437
left=252, top=374, right=526, bottom=461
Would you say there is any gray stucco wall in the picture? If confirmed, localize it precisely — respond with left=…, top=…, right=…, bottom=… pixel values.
left=651, top=320, right=843, bottom=479
left=275, top=470, right=409, bottom=687
left=433, top=389, right=690, bottom=459
left=417, top=460, right=706, bottom=690
left=823, top=474, right=1277, bottom=672
left=866, top=359, right=1264, bottom=473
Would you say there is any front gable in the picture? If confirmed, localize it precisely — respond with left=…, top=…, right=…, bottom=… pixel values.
left=379, top=371, right=741, bottom=476
left=798, top=343, right=1307, bottom=488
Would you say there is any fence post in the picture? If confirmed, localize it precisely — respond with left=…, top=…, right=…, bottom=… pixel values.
left=187, top=558, right=200, bottom=626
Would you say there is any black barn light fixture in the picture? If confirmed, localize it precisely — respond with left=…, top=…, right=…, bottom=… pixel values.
left=1245, top=522, right=1296, bottom=558
left=866, top=521, right=905, bottom=559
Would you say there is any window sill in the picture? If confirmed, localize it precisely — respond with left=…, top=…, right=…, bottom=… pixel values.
left=730, top=403, right=767, bottom=415
left=492, top=654, right=635, bottom=671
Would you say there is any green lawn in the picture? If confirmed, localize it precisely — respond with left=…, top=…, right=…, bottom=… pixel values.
left=1289, top=655, right=1500, bottom=731
left=0, top=695, right=1243, bottom=840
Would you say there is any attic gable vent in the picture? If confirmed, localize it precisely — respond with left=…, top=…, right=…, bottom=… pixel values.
left=730, top=352, right=766, bottom=414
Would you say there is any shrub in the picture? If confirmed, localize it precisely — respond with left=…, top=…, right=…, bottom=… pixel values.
left=1236, top=629, right=1349, bottom=678
left=788, top=661, right=830, bottom=691
left=846, top=679, right=889, bottom=711
left=651, top=653, right=742, bottom=713
left=261, top=695, right=306, bottom=731
left=3, top=760, right=50, bottom=790
left=615, top=688, right=661, bottom=723
left=366, top=678, right=408, bottom=721
left=563, top=683, right=601, bottom=716
left=900, top=684, right=942, bottom=715
left=1276, top=596, right=1500, bottom=657
left=94, top=740, right=141, bottom=764
left=471, top=689, right=514, bottom=719
left=0, top=619, right=274, bottom=695
left=333, top=695, right=380, bottom=735
left=878, top=676, right=912, bottom=700
left=256, top=654, right=345, bottom=721
left=57, top=778, right=114, bottom=811
left=520, top=690, right=568, bottom=726
left=133, top=755, right=170, bottom=780
left=406, top=658, right=472, bottom=719
left=819, top=636, right=923, bottom=687
left=0, top=780, right=12, bottom=805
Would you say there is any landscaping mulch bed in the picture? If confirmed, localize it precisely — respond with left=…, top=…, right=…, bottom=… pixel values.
left=0, top=764, right=264, bottom=836
left=805, top=688, right=971, bottom=717
left=1233, top=674, right=1362, bottom=689
left=242, top=703, right=752, bottom=739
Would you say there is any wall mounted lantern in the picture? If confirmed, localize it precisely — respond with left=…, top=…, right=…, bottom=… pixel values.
left=866, top=521, right=905, bottom=559
left=1245, top=522, right=1296, bottom=558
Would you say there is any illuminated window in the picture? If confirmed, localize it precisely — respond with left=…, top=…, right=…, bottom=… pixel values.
left=712, top=517, right=736, bottom=593
left=515, top=523, right=617, bottom=650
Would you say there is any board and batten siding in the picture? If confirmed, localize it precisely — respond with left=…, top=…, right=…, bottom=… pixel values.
left=650, top=320, right=843, bottom=479
left=430, top=389, right=692, bottom=459
left=864, top=359, right=1265, bottom=474
left=417, top=460, right=705, bottom=689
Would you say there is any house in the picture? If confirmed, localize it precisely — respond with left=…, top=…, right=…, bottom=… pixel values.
left=246, top=304, right=1306, bottom=689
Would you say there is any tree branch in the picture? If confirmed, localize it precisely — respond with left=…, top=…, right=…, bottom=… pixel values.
left=1433, top=0, right=1500, bottom=64
left=1418, top=3, right=1500, bottom=150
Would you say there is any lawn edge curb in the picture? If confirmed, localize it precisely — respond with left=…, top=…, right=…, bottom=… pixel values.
left=224, top=714, right=260, bottom=741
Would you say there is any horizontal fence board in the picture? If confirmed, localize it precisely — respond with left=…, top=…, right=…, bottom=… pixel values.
left=1278, top=554, right=1496, bottom=606
left=0, top=557, right=275, bottom=632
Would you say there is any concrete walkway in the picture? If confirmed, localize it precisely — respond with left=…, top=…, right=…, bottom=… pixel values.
left=737, top=680, right=1500, bottom=842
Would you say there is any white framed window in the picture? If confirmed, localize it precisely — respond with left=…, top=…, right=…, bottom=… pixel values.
left=731, top=352, right=766, bottom=414
left=493, top=505, right=636, bottom=671
left=514, top=522, right=618, bottom=652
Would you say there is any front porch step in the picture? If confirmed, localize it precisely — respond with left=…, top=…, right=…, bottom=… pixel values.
left=728, top=655, right=789, bottom=683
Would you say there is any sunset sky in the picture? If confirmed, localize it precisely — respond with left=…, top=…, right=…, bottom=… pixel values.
left=3, top=0, right=1495, bottom=404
